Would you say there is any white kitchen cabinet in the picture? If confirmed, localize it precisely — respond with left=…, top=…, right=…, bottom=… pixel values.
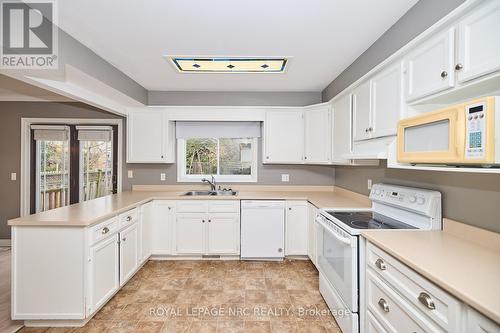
left=466, top=306, right=500, bottom=333
left=304, top=104, right=331, bottom=164
left=119, top=223, right=138, bottom=286
left=457, top=0, right=500, bottom=83
left=139, top=202, right=153, bottom=263
left=405, top=27, right=455, bottom=101
left=307, top=203, right=318, bottom=266
left=175, top=213, right=205, bottom=254
left=285, top=201, right=308, bottom=256
left=332, top=93, right=353, bottom=163
left=352, top=80, right=372, bottom=142
left=207, top=214, right=240, bottom=254
left=88, top=234, right=119, bottom=315
left=127, top=110, right=175, bottom=163
left=264, top=109, right=304, bottom=164
left=371, top=62, right=403, bottom=138
left=151, top=200, right=175, bottom=255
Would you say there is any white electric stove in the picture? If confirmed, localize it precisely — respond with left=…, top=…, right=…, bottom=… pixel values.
left=316, top=183, right=442, bottom=333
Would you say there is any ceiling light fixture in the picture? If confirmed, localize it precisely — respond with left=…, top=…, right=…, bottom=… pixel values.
left=169, top=57, right=287, bottom=73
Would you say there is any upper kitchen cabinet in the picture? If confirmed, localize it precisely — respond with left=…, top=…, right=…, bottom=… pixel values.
left=371, top=61, right=404, bottom=138
left=127, top=110, right=175, bottom=163
left=457, top=0, right=500, bottom=83
left=405, top=27, right=455, bottom=102
left=264, top=109, right=304, bottom=164
left=331, top=94, right=352, bottom=163
left=352, top=80, right=372, bottom=142
left=304, top=104, right=332, bottom=164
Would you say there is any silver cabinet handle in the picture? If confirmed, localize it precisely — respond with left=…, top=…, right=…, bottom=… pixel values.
left=101, top=227, right=109, bottom=235
left=202, top=219, right=205, bottom=223
left=378, top=298, right=390, bottom=312
left=266, top=156, right=270, bottom=159
left=122, top=237, right=126, bottom=242
left=208, top=219, right=211, bottom=223
left=440, top=70, right=448, bottom=78
left=418, top=292, right=436, bottom=310
left=168, top=206, right=171, bottom=210
left=365, top=128, right=369, bottom=133
left=369, top=127, right=373, bottom=131
left=278, top=248, right=283, bottom=253
left=126, top=216, right=132, bottom=222
left=375, top=258, right=387, bottom=271
left=455, top=63, right=463, bottom=71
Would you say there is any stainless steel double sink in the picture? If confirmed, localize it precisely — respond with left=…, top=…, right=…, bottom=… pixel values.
left=181, top=190, right=238, bottom=196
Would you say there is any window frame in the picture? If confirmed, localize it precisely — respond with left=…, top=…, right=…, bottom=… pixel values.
left=177, top=137, right=258, bottom=183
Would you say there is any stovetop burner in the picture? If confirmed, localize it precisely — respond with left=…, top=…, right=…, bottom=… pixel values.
left=324, top=210, right=416, bottom=231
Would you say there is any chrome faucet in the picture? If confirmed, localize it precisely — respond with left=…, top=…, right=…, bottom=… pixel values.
left=201, top=175, right=216, bottom=192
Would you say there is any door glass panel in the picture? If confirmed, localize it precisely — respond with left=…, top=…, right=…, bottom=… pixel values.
left=36, top=139, right=70, bottom=212
left=80, top=140, right=114, bottom=201
left=404, top=119, right=450, bottom=152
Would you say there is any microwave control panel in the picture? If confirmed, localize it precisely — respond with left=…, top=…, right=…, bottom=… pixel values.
left=465, top=103, right=486, bottom=159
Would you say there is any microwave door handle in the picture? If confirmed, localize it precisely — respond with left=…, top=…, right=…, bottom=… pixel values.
left=317, top=219, right=352, bottom=246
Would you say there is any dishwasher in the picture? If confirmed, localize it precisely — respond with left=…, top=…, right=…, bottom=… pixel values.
left=240, top=200, right=285, bottom=260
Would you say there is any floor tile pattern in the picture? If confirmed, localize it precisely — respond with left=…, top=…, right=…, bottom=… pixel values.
left=19, top=260, right=341, bottom=333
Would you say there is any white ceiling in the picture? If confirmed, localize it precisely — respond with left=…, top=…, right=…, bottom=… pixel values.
left=58, top=0, right=417, bottom=92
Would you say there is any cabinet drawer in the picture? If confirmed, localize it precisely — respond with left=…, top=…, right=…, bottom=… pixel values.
left=366, top=310, right=388, bottom=333
left=366, top=269, right=444, bottom=333
left=90, top=217, right=119, bottom=245
left=119, top=208, right=138, bottom=229
left=367, top=243, right=462, bottom=332
left=176, top=201, right=208, bottom=213
left=208, top=200, right=239, bottom=213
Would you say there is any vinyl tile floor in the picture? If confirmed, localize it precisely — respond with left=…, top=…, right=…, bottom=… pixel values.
left=19, top=259, right=341, bottom=333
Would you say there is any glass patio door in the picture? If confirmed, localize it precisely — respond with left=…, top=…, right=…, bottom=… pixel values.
left=32, top=125, right=70, bottom=213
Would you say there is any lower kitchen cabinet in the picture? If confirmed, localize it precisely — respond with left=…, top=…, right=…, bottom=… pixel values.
left=285, top=201, right=308, bottom=256
left=139, top=201, right=153, bottom=263
left=175, top=213, right=205, bottom=254
left=119, top=223, right=139, bottom=286
left=207, top=214, right=240, bottom=254
left=151, top=200, right=175, bottom=255
left=88, top=234, right=119, bottom=315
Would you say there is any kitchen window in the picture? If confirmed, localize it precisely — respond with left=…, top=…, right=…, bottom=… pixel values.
left=176, top=122, right=260, bottom=183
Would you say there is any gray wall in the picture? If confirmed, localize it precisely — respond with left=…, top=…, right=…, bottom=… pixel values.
left=335, top=162, right=500, bottom=233
left=321, top=0, right=466, bottom=101
left=148, top=91, right=322, bottom=107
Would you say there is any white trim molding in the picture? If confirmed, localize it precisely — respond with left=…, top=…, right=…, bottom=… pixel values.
left=20, top=118, right=123, bottom=217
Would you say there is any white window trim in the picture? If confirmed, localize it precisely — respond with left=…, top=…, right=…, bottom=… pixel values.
left=20, top=118, right=123, bottom=217
left=177, top=138, right=258, bottom=183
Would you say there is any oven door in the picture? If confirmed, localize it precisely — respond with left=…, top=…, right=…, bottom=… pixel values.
left=316, top=216, right=358, bottom=312
left=397, top=105, right=465, bottom=164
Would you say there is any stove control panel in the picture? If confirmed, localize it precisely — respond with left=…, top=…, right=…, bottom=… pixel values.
left=369, top=183, right=441, bottom=216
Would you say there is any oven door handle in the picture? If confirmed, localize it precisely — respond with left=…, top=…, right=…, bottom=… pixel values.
left=316, top=218, right=352, bottom=246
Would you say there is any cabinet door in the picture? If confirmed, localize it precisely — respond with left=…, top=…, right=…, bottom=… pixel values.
left=174, top=213, right=205, bottom=254
left=119, top=224, right=138, bottom=286
left=466, top=307, right=500, bottom=333
left=332, top=94, right=353, bottom=162
left=139, top=202, right=153, bottom=263
left=207, top=214, right=240, bottom=254
left=371, top=62, right=403, bottom=138
left=352, top=80, right=372, bottom=142
left=285, top=201, right=308, bottom=256
left=127, top=110, right=165, bottom=163
left=458, top=0, right=500, bottom=83
left=151, top=200, right=175, bottom=255
left=89, top=234, right=119, bottom=314
left=304, top=105, right=331, bottom=163
left=307, top=204, right=318, bottom=266
left=406, top=28, right=455, bottom=101
left=264, top=110, right=304, bottom=164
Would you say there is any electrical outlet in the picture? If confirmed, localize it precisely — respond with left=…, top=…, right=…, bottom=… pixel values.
left=11, top=173, right=16, bottom=181
left=367, top=179, right=373, bottom=190
left=281, top=174, right=290, bottom=182
left=127, top=170, right=134, bottom=178
left=160, top=173, right=166, bottom=181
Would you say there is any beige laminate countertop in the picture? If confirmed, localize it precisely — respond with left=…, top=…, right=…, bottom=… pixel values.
left=8, top=186, right=370, bottom=227
left=362, top=222, right=500, bottom=324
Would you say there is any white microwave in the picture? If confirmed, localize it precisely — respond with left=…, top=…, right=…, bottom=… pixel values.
left=397, top=96, right=500, bottom=165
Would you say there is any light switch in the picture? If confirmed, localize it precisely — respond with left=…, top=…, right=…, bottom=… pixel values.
left=281, top=174, right=290, bottom=182
left=127, top=170, right=134, bottom=178
left=11, top=173, right=16, bottom=181
left=160, top=173, right=166, bottom=181
left=367, top=179, right=372, bottom=190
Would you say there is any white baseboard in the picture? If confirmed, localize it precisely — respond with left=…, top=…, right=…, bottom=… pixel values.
left=0, top=239, right=12, bottom=247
